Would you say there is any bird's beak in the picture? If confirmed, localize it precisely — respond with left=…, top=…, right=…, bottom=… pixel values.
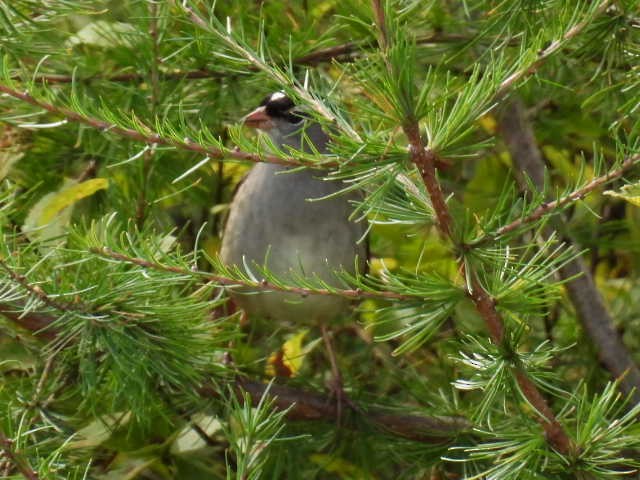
left=242, top=106, right=273, bottom=131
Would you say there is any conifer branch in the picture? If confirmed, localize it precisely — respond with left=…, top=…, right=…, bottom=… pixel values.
left=89, top=246, right=414, bottom=301
left=372, top=0, right=575, bottom=455
left=22, top=69, right=235, bottom=84
left=404, top=139, right=572, bottom=453
left=0, top=254, right=177, bottom=324
left=371, top=0, right=389, bottom=52
left=493, top=153, right=640, bottom=238
left=496, top=0, right=613, bottom=97
left=0, top=82, right=457, bottom=175
left=0, top=305, right=470, bottom=444
left=0, top=83, right=304, bottom=167
left=0, top=428, right=39, bottom=480
left=0, top=257, right=82, bottom=315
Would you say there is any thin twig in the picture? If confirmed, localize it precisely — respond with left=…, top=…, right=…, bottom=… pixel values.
left=403, top=137, right=571, bottom=452
left=0, top=257, right=80, bottom=314
left=493, top=152, right=640, bottom=239
left=22, top=69, right=235, bottom=84
left=90, top=246, right=414, bottom=301
left=371, top=0, right=388, bottom=51
left=0, top=256, right=158, bottom=327
left=0, top=82, right=452, bottom=172
left=0, top=427, right=39, bottom=480
left=32, top=356, right=55, bottom=406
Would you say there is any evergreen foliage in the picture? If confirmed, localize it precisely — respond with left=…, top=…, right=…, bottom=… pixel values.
left=1, top=0, right=640, bottom=478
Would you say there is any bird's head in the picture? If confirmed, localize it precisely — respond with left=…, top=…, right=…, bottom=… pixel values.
left=243, top=91, right=311, bottom=146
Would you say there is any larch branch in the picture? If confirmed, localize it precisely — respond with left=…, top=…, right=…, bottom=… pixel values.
left=90, top=246, right=415, bottom=302
left=496, top=0, right=613, bottom=97
left=369, top=0, right=589, bottom=456
left=495, top=153, right=640, bottom=238
left=0, top=306, right=471, bottom=444
left=0, top=83, right=304, bottom=167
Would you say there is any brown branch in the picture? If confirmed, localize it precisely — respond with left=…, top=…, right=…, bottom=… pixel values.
left=89, top=246, right=414, bottom=302
left=0, top=80, right=451, bottom=172
left=0, top=83, right=303, bottom=168
left=499, top=97, right=640, bottom=403
left=467, top=276, right=504, bottom=342
left=233, top=379, right=470, bottom=443
left=493, top=153, right=640, bottom=239
left=0, top=82, right=464, bottom=175
left=405, top=126, right=453, bottom=238
left=512, top=371, right=571, bottom=454
left=371, top=0, right=389, bottom=52
left=0, top=255, right=151, bottom=331
left=1, top=306, right=471, bottom=444
left=403, top=139, right=572, bottom=453
left=370, top=1, right=578, bottom=456
left=0, top=428, right=39, bottom=480
left=496, top=0, right=613, bottom=97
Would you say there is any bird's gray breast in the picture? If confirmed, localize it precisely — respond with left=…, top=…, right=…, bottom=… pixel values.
left=220, top=164, right=367, bottom=323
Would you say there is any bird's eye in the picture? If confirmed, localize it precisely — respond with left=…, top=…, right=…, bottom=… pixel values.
left=285, top=111, right=304, bottom=124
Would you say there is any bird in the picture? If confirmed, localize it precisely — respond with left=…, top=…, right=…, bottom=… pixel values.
left=220, top=91, right=368, bottom=325
left=220, top=92, right=368, bottom=415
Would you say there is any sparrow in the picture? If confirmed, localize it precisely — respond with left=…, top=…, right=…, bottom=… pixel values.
left=220, top=91, right=368, bottom=325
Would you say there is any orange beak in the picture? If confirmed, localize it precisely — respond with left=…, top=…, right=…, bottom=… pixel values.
left=242, top=106, right=273, bottom=131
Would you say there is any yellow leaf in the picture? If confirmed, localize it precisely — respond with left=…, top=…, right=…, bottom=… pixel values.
left=39, top=178, right=109, bottom=225
left=543, top=146, right=594, bottom=184
left=478, top=114, right=497, bottom=134
left=23, top=178, right=109, bottom=244
left=463, top=156, right=510, bottom=215
left=203, top=236, right=221, bottom=258
left=369, top=257, right=398, bottom=275
left=266, top=329, right=309, bottom=377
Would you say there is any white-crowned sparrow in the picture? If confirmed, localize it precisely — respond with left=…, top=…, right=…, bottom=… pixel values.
left=220, top=92, right=367, bottom=324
